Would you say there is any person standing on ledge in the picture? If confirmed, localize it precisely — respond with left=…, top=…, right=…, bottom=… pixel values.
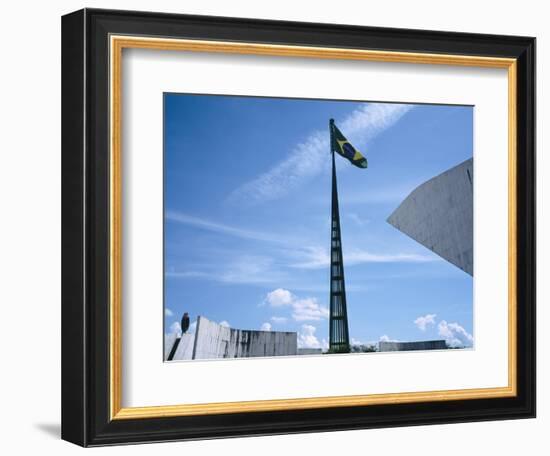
left=181, top=312, right=190, bottom=334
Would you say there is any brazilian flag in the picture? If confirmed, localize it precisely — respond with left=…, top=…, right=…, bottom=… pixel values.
left=331, top=122, right=368, bottom=169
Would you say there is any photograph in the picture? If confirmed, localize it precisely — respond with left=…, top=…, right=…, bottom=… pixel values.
left=163, top=94, right=474, bottom=362
left=55, top=3, right=536, bottom=448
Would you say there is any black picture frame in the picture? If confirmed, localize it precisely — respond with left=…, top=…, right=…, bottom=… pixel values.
left=62, top=8, right=535, bottom=447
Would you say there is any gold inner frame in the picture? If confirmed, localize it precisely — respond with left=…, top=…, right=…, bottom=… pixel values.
left=109, top=35, right=518, bottom=420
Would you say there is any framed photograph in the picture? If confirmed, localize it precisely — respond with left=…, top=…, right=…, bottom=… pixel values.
left=61, top=8, right=535, bottom=446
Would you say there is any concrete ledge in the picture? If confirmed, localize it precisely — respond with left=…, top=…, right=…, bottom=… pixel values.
left=379, top=340, right=447, bottom=352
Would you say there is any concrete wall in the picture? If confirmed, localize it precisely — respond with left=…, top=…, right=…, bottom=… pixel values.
left=387, top=158, right=473, bottom=275
left=172, top=333, right=195, bottom=360
left=193, top=316, right=297, bottom=360
left=165, top=316, right=298, bottom=361
left=164, top=332, right=179, bottom=360
left=379, top=340, right=447, bottom=352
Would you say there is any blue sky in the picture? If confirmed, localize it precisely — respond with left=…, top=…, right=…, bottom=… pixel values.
left=163, top=93, right=473, bottom=351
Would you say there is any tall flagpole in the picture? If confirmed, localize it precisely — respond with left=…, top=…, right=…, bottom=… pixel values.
left=328, top=119, right=350, bottom=353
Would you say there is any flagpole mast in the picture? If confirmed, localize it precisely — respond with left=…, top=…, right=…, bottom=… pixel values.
left=328, top=119, right=350, bottom=353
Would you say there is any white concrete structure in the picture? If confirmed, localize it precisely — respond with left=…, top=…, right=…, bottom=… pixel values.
left=165, top=316, right=298, bottom=361
left=387, top=158, right=473, bottom=275
left=379, top=340, right=447, bottom=352
left=164, top=332, right=179, bottom=360
left=172, top=333, right=195, bottom=360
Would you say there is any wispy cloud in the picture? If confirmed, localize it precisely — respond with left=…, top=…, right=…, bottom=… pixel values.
left=346, top=250, right=434, bottom=265
left=166, top=255, right=284, bottom=285
left=165, top=211, right=436, bottom=286
left=218, top=256, right=281, bottom=284
left=340, top=103, right=413, bottom=141
left=347, top=212, right=369, bottom=227
left=290, top=246, right=436, bottom=269
left=339, top=184, right=416, bottom=205
left=165, top=271, right=212, bottom=280
left=227, top=103, right=413, bottom=205
left=166, top=210, right=287, bottom=244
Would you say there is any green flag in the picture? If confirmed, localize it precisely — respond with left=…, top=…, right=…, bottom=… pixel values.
left=331, top=121, right=368, bottom=169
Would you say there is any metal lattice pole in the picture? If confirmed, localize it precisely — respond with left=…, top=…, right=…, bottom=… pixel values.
left=328, top=119, right=350, bottom=353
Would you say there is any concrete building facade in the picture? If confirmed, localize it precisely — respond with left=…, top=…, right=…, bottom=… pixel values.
left=387, top=158, right=473, bottom=276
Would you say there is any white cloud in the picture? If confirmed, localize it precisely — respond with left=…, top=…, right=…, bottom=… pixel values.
left=341, top=103, right=413, bottom=142
left=414, top=313, right=437, bottom=331
left=164, top=308, right=174, bottom=318
left=346, top=250, right=435, bottom=264
left=289, top=247, right=329, bottom=269
left=264, top=288, right=329, bottom=322
left=298, top=325, right=323, bottom=349
left=379, top=334, right=398, bottom=342
left=438, top=320, right=474, bottom=348
left=264, top=288, right=294, bottom=307
left=292, top=297, right=329, bottom=322
left=228, top=131, right=328, bottom=206
left=168, top=321, right=181, bottom=337
left=260, top=322, right=272, bottom=331
left=167, top=255, right=284, bottom=286
left=165, top=270, right=212, bottom=280
left=290, top=246, right=435, bottom=269
left=270, top=316, right=288, bottom=324
left=218, top=256, right=281, bottom=285
left=165, top=210, right=286, bottom=244
left=188, top=321, right=197, bottom=334
left=348, top=212, right=369, bottom=226
left=164, top=213, right=434, bottom=287
left=219, top=320, right=230, bottom=328
left=228, top=103, right=413, bottom=205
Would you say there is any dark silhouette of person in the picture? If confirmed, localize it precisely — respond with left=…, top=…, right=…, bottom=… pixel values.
left=181, top=312, right=190, bottom=334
